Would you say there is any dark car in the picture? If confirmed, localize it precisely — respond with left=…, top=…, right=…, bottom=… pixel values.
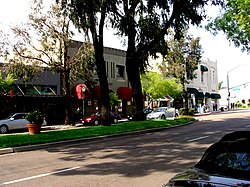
left=81, top=111, right=121, bottom=126
left=127, top=108, right=153, bottom=121
left=163, top=131, right=250, bottom=187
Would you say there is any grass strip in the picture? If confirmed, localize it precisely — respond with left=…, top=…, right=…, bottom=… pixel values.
left=0, top=117, right=195, bottom=148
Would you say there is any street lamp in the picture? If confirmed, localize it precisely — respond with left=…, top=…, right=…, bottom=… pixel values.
left=227, top=63, right=247, bottom=110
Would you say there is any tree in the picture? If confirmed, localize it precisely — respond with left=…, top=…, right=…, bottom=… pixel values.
left=158, top=32, right=203, bottom=109
left=218, top=81, right=223, bottom=90
left=0, top=0, right=95, bottom=125
left=141, top=71, right=182, bottom=106
left=64, top=0, right=115, bottom=125
left=0, top=72, right=15, bottom=94
left=206, top=0, right=250, bottom=52
left=109, top=0, right=223, bottom=120
left=109, top=92, right=121, bottom=112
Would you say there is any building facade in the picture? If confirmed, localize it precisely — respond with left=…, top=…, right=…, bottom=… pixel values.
left=185, top=59, right=221, bottom=112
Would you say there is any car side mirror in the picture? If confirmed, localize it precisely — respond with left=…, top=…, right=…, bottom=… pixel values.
left=10, top=117, right=14, bottom=120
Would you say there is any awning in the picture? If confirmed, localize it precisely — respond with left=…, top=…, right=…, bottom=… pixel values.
left=117, top=87, right=132, bottom=101
left=75, top=84, right=88, bottom=99
left=92, top=85, right=100, bottom=100
left=187, top=87, right=204, bottom=99
left=200, top=65, right=208, bottom=72
left=158, top=95, right=174, bottom=102
left=204, top=92, right=211, bottom=98
left=211, top=93, right=221, bottom=99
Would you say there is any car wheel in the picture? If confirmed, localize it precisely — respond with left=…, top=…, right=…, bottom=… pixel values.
left=161, top=115, right=166, bottom=120
left=0, top=125, right=8, bottom=134
left=93, top=120, right=99, bottom=126
left=113, top=118, right=118, bottom=124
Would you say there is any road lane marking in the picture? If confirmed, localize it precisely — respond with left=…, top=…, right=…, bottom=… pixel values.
left=1, top=166, right=81, bottom=185
left=187, top=135, right=209, bottom=142
left=245, top=125, right=250, bottom=128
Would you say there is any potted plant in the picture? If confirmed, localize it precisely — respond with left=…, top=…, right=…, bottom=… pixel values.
left=26, top=110, right=45, bottom=135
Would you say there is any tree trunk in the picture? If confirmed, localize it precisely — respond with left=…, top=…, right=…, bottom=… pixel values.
left=126, top=14, right=144, bottom=121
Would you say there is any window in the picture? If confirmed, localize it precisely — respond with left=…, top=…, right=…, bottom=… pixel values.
left=116, top=65, right=125, bottom=79
left=201, top=71, right=204, bottom=82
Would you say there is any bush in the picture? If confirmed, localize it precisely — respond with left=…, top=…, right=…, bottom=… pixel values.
left=26, top=110, right=45, bottom=124
left=188, top=108, right=195, bottom=116
left=179, top=108, right=188, bottom=115
left=179, top=108, right=195, bottom=116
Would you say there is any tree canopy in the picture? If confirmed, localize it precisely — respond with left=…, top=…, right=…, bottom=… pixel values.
left=0, top=0, right=95, bottom=124
left=141, top=72, right=182, bottom=102
left=206, top=0, right=250, bottom=52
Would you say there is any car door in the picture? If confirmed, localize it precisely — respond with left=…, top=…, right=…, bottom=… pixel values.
left=11, top=113, right=28, bottom=130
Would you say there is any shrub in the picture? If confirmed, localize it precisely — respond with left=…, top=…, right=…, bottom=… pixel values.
left=188, top=108, right=195, bottom=116
left=179, top=108, right=195, bottom=116
left=26, top=110, right=45, bottom=124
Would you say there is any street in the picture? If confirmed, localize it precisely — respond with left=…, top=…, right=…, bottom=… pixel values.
left=1, top=109, right=250, bottom=187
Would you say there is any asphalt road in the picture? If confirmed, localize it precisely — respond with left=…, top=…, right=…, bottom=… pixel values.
left=1, top=109, right=250, bottom=187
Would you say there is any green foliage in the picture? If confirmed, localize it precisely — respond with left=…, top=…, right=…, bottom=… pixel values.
left=178, top=115, right=195, bottom=121
left=159, top=31, right=202, bottom=86
left=206, top=0, right=250, bottom=52
left=109, top=92, right=121, bottom=107
left=0, top=72, right=15, bottom=93
left=26, top=110, right=45, bottom=124
left=141, top=71, right=182, bottom=101
left=179, top=108, right=195, bottom=116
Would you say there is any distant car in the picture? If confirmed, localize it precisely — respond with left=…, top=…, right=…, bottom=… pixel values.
left=163, top=131, right=250, bottom=187
left=127, top=108, right=153, bottom=121
left=146, top=107, right=178, bottom=120
left=0, top=113, right=47, bottom=134
left=81, top=111, right=121, bottom=126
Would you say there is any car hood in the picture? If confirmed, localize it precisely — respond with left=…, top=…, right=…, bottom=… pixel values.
left=147, top=112, right=164, bottom=116
left=0, top=119, right=12, bottom=124
left=166, top=168, right=250, bottom=187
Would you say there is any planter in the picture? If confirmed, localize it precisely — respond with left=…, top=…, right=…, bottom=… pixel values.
left=26, top=123, right=42, bottom=135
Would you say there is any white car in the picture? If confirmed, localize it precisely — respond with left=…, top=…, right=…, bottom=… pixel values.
left=146, top=107, right=178, bottom=120
left=0, top=113, right=47, bottom=134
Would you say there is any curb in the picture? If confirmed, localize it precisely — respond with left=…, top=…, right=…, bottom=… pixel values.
left=1, top=121, right=196, bottom=155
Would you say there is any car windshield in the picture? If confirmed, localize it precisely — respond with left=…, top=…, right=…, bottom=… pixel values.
left=195, top=140, right=250, bottom=180
left=154, top=108, right=165, bottom=112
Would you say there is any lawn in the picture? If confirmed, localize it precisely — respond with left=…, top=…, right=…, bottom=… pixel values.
left=0, top=117, right=195, bottom=149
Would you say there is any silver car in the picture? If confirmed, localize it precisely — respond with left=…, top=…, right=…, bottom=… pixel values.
left=0, top=113, right=47, bottom=134
left=146, top=107, right=178, bottom=120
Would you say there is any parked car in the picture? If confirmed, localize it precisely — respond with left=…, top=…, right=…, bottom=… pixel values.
left=127, top=108, right=153, bottom=121
left=163, top=131, right=250, bottom=187
left=81, top=111, right=121, bottom=126
left=146, top=107, right=178, bottom=120
left=0, top=113, right=47, bottom=134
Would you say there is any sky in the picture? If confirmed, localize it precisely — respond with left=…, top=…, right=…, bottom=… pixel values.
left=0, top=0, right=249, bottom=89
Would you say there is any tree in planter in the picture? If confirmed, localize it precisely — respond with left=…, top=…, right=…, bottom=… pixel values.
left=158, top=32, right=203, bottom=110
left=141, top=71, right=182, bottom=107
left=0, top=0, right=95, bottom=125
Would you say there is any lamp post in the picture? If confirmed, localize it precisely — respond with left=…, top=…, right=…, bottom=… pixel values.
left=227, top=63, right=247, bottom=110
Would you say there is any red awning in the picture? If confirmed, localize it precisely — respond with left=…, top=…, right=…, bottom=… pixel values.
left=75, top=84, right=88, bottom=99
left=117, top=87, right=132, bottom=101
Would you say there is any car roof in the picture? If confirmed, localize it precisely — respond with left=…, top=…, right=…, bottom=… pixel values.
left=218, top=131, right=250, bottom=142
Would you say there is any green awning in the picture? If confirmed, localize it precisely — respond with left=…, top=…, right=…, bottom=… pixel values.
left=205, top=92, right=211, bottom=98
left=201, top=65, right=208, bottom=72
left=211, top=93, right=221, bottom=99
left=187, top=88, right=204, bottom=99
